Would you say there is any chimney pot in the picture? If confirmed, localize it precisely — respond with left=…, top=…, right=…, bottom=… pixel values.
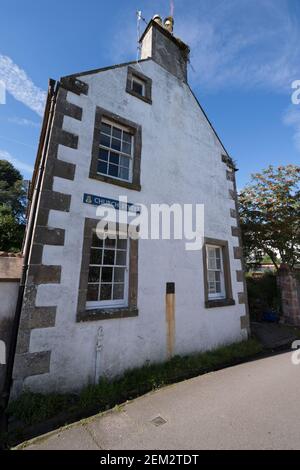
left=153, top=14, right=163, bottom=26
left=164, top=16, right=174, bottom=34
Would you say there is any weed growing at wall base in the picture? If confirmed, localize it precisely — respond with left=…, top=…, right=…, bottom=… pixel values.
left=7, top=339, right=262, bottom=429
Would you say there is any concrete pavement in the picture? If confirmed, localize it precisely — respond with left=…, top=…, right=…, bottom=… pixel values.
left=17, top=351, right=300, bottom=450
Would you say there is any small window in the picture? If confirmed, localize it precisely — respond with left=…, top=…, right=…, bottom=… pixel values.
left=126, top=66, right=152, bottom=104
left=98, top=120, right=133, bottom=183
left=131, top=76, right=145, bottom=97
left=86, top=230, right=129, bottom=309
left=203, top=238, right=235, bottom=308
left=206, top=245, right=225, bottom=300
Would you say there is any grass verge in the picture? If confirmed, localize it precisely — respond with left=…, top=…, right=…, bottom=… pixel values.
left=7, top=338, right=262, bottom=429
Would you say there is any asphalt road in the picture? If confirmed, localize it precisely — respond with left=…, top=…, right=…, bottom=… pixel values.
left=19, top=350, right=300, bottom=450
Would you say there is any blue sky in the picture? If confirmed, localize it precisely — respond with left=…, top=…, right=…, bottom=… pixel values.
left=0, top=0, right=299, bottom=188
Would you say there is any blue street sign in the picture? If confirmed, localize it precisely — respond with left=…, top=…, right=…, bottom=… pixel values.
left=83, top=193, right=140, bottom=214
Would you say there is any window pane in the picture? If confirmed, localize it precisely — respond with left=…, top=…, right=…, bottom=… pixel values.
left=215, top=271, right=221, bottom=282
left=110, top=152, right=119, bottom=165
left=100, top=134, right=110, bottom=147
left=98, top=161, right=107, bottom=175
left=122, top=142, right=131, bottom=155
left=132, top=80, right=144, bottom=96
left=216, top=282, right=221, bottom=293
left=92, top=232, right=103, bottom=248
left=207, top=259, right=215, bottom=270
left=119, top=167, right=129, bottom=181
left=120, top=156, right=130, bottom=168
left=208, top=282, right=216, bottom=293
left=112, top=127, right=122, bottom=139
left=116, top=250, right=127, bottom=266
left=108, top=164, right=118, bottom=177
left=103, top=250, right=115, bottom=265
left=111, top=138, right=121, bottom=151
left=113, top=283, right=125, bottom=300
left=105, top=238, right=116, bottom=248
left=99, top=148, right=108, bottom=161
left=88, top=267, right=100, bottom=283
left=114, top=267, right=125, bottom=282
left=87, top=231, right=129, bottom=306
left=117, top=238, right=127, bottom=250
left=90, top=249, right=102, bottom=265
left=208, top=271, right=216, bottom=283
left=101, top=267, right=113, bottom=282
left=101, top=123, right=111, bottom=135
left=123, top=131, right=132, bottom=143
left=100, top=284, right=112, bottom=301
left=87, top=284, right=99, bottom=301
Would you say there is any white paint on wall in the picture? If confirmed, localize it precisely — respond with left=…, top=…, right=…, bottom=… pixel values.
left=0, top=282, right=19, bottom=323
left=25, top=59, right=247, bottom=394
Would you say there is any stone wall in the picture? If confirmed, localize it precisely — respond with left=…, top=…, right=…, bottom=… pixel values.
left=278, top=265, right=300, bottom=326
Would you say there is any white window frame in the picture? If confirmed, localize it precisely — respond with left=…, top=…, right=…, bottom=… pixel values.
left=98, top=118, right=134, bottom=183
left=131, top=75, right=146, bottom=97
left=86, top=228, right=129, bottom=310
left=206, top=245, right=226, bottom=300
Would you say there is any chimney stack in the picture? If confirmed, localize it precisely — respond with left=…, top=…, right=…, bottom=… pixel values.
left=139, top=16, right=190, bottom=82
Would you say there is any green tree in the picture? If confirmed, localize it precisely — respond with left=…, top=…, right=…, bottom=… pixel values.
left=0, top=159, right=27, bottom=252
left=239, top=165, right=300, bottom=270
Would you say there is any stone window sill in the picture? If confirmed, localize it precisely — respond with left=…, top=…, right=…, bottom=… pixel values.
left=78, top=307, right=139, bottom=322
left=89, top=172, right=141, bottom=192
left=205, top=298, right=235, bottom=309
left=126, top=88, right=152, bottom=105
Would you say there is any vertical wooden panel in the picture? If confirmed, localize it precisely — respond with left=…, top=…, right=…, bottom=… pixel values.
left=166, top=283, right=175, bottom=359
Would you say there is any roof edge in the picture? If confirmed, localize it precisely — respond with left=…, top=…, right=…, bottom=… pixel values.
left=187, top=84, right=233, bottom=162
left=61, top=58, right=152, bottom=81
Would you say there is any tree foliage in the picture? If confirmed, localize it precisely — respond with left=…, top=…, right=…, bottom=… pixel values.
left=0, top=159, right=27, bottom=252
left=239, top=165, right=300, bottom=270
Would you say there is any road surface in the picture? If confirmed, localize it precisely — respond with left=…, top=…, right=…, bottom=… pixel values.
left=19, top=351, right=300, bottom=450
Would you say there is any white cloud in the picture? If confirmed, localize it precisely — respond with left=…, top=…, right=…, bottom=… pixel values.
left=0, top=55, right=46, bottom=116
left=175, top=0, right=300, bottom=92
left=0, top=149, right=34, bottom=177
left=7, top=117, right=41, bottom=128
left=117, top=0, right=300, bottom=93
